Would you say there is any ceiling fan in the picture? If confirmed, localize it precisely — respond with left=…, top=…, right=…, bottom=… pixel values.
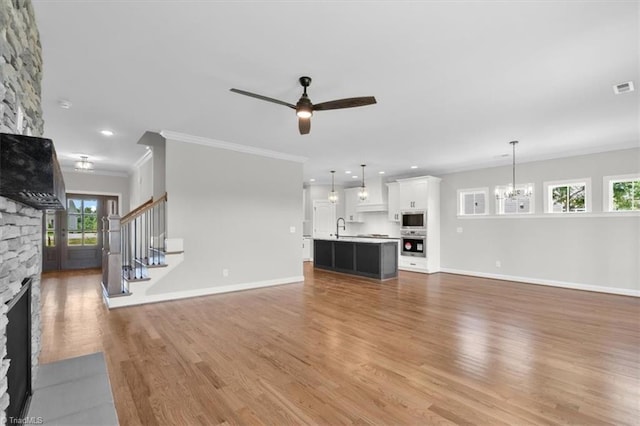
left=230, top=76, right=377, bottom=135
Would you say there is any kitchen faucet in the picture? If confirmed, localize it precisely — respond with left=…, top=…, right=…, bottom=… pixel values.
left=336, top=217, right=346, bottom=239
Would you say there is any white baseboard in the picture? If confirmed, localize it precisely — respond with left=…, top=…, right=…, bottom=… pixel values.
left=439, top=268, right=640, bottom=297
left=107, top=275, right=304, bottom=308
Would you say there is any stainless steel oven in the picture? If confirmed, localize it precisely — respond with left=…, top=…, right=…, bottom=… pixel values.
left=401, top=210, right=426, bottom=230
left=401, top=230, right=426, bottom=257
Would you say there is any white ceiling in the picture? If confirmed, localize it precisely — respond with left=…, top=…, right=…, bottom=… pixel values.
left=32, top=1, right=639, bottom=185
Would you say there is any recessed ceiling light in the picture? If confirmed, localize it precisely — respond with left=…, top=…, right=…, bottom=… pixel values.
left=310, top=178, right=316, bottom=182
left=410, top=165, right=418, bottom=169
left=352, top=175, right=358, bottom=179
left=100, top=129, right=114, bottom=136
left=58, top=99, right=72, bottom=109
left=378, top=171, right=385, bottom=174
left=345, top=171, right=351, bottom=174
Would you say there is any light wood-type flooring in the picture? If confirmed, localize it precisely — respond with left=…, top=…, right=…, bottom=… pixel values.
left=40, top=264, right=640, bottom=425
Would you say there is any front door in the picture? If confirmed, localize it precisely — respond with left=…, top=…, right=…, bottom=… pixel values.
left=42, top=194, right=118, bottom=271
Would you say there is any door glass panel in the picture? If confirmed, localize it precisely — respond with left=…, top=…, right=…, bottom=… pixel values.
left=45, top=211, right=56, bottom=247
left=67, top=198, right=99, bottom=246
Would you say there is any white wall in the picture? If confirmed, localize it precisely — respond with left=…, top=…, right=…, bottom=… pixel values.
left=147, top=139, right=304, bottom=294
left=128, top=155, right=153, bottom=211
left=63, top=171, right=131, bottom=215
left=439, top=148, right=640, bottom=293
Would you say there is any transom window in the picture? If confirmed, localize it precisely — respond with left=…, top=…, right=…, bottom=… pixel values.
left=544, top=179, right=591, bottom=213
left=495, top=184, right=534, bottom=215
left=458, top=188, right=488, bottom=216
left=604, top=174, right=640, bottom=212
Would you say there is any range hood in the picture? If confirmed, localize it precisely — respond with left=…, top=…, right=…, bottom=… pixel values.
left=356, top=175, right=388, bottom=212
left=0, top=133, right=66, bottom=210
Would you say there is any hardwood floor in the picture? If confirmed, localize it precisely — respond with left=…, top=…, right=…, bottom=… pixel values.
left=40, top=264, right=640, bottom=425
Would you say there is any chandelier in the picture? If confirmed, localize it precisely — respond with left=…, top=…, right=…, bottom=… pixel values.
left=495, top=141, right=532, bottom=200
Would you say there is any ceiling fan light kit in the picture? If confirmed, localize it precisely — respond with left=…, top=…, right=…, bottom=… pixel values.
left=230, top=76, right=376, bottom=135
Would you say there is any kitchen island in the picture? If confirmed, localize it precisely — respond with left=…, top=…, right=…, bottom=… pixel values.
left=313, top=237, right=398, bottom=280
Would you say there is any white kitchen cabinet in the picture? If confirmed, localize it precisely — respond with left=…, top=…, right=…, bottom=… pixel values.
left=396, top=176, right=441, bottom=274
left=399, top=178, right=429, bottom=210
left=302, top=237, right=313, bottom=261
left=344, top=187, right=363, bottom=223
left=387, top=182, right=400, bottom=221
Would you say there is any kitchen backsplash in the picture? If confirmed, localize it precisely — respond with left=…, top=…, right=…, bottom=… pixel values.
left=344, top=212, right=401, bottom=237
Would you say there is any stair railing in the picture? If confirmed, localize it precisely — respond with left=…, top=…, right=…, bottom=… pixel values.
left=121, top=193, right=167, bottom=280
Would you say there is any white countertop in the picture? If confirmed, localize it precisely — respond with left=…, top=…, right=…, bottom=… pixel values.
left=314, top=237, right=399, bottom=244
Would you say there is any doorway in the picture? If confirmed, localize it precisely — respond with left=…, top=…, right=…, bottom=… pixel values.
left=42, top=194, right=118, bottom=271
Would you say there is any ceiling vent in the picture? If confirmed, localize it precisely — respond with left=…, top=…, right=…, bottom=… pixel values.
left=613, top=81, right=634, bottom=94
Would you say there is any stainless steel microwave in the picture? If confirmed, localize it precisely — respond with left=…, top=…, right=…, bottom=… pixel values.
left=401, top=210, right=426, bottom=229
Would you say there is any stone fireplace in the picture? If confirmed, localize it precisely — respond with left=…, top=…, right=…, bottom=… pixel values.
left=1, top=0, right=46, bottom=423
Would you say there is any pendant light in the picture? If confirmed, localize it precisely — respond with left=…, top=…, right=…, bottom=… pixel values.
left=328, top=170, right=338, bottom=203
left=358, top=164, right=368, bottom=201
left=495, top=141, right=532, bottom=200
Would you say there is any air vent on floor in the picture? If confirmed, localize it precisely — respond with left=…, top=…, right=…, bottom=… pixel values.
left=613, top=81, right=634, bottom=94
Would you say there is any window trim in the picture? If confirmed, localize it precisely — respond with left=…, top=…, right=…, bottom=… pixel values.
left=603, top=173, right=640, bottom=212
left=457, top=187, right=489, bottom=216
left=494, top=183, right=535, bottom=215
left=543, top=178, right=592, bottom=214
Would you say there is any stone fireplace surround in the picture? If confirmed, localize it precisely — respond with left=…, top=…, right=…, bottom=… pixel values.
left=0, top=197, right=42, bottom=421
left=1, top=1, right=46, bottom=422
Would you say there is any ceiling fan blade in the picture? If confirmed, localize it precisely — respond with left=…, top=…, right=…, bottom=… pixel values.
left=313, top=96, right=377, bottom=111
left=230, top=88, right=296, bottom=109
left=298, top=117, right=311, bottom=135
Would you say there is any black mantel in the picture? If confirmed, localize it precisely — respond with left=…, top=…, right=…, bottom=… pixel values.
left=313, top=238, right=398, bottom=280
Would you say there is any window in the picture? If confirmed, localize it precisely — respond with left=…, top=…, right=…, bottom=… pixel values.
left=495, top=184, right=534, bottom=215
left=45, top=211, right=56, bottom=247
left=458, top=188, right=488, bottom=215
left=544, top=179, right=591, bottom=213
left=604, top=174, right=640, bottom=212
left=67, top=198, right=98, bottom=246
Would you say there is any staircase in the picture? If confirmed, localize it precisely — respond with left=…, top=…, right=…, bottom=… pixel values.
left=101, top=193, right=185, bottom=308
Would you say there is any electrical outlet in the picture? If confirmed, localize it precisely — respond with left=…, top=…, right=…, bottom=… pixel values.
left=456, top=227, right=463, bottom=233
left=495, top=261, right=501, bottom=268
left=222, top=269, right=229, bottom=277
left=290, top=226, right=296, bottom=233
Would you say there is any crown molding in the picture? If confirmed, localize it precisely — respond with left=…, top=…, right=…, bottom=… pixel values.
left=160, top=130, right=308, bottom=163
left=61, top=167, right=129, bottom=178
left=133, top=149, right=152, bottom=168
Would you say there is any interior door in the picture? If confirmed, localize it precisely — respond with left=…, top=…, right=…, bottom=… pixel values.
left=313, top=200, right=336, bottom=239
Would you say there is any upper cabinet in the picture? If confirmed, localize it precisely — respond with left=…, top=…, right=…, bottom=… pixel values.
left=398, top=178, right=429, bottom=210
left=387, top=182, right=400, bottom=221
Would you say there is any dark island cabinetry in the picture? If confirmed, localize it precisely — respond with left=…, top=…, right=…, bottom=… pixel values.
left=313, top=238, right=398, bottom=280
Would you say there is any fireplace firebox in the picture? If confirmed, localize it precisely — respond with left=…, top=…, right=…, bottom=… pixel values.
left=5, top=278, right=32, bottom=421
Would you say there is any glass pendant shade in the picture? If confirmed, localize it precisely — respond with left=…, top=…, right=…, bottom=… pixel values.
left=358, top=164, right=368, bottom=201
left=328, top=170, right=338, bottom=203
